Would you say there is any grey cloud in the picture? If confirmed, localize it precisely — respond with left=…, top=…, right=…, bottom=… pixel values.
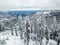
left=0, top=0, right=60, bottom=10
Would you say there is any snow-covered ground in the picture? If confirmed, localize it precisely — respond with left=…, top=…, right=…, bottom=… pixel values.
left=0, top=30, right=24, bottom=45
left=42, top=37, right=57, bottom=45
left=0, top=30, right=58, bottom=45
left=0, top=30, right=39, bottom=45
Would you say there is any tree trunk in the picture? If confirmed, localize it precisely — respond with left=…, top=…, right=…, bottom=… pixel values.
left=11, top=24, right=14, bottom=35
left=15, top=29, right=18, bottom=36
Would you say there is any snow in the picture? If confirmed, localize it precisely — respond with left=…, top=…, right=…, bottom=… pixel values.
left=0, top=31, right=24, bottom=45
left=42, top=37, right=46, bottom=45
left=0, top=30, right=58, bottom=45
left=42, top=37, right=57, bottom=45
left=6, top=36, right=24, bottom=45
left=0, top=31, right=39, bottom=45
left=29, top=39, right=39, bottom=45
left=47, top=39, right=57, bottom=45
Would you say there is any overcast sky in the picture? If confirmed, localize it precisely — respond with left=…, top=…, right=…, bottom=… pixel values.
left=0, top=0, right=60, bottom=10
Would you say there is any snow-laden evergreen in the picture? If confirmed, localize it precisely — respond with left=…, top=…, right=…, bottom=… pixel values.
left=0, top=11, right=60, bottom=45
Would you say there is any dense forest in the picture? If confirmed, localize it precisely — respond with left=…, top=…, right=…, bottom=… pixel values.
left=0, top=11, right=60, bottom=45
